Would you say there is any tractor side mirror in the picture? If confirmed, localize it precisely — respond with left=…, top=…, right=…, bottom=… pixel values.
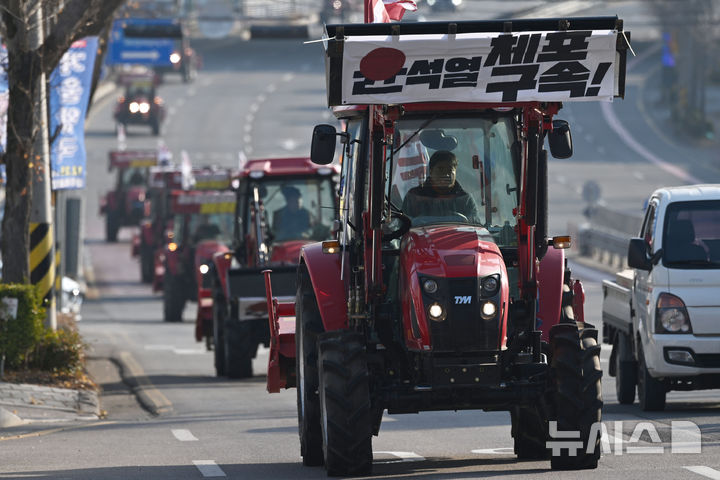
left=311, top=124, right=337, bottom=165
left=548, top=119, right=573, bottom=159
left=627, top=237, right=651, bottom=271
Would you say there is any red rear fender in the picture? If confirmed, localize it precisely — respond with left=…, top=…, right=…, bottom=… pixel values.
left=301, top=243, right=349, bottom=332
left=536, top=247, right=564, bottom=342
left=212, top=250, right=233, bottom=299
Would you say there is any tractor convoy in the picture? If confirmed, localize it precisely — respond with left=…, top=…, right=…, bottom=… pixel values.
left=104, top=8, right=633, bottom=477
left=261, top=15, right=630, bottom=476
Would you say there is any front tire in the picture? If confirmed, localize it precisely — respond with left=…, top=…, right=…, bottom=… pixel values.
left=512, top=405, right=550, bottom=459
left=296, top=270, right=324, bottom=466
left=212, top=289, right=227, bottom=377
left=549, top=323, right=599, bottom=470
left=223, top=312, right=255, bottom=379
left=106, top=213, right=119, bottom=242
left=140, top=245, right=153, bottom=283
left=318, top=331, right=372, bottom=476
left=637, top=344, right=666, bottom=411
left=163, top=274, right=186, bottom=322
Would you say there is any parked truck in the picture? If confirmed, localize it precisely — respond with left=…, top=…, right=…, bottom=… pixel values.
left=262, top=13, right=630, bottom=475
left=209, top=157, right=339, bottom=378
left=602, top=185, right=720, bottom=411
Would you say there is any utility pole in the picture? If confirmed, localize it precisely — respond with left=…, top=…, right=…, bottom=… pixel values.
left=29, top=4, right=56, bottom=330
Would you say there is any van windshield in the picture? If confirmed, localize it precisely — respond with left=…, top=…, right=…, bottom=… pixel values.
left=663, top=200, right=720, bottom=268
left=390, top=115, right=520, bottom=247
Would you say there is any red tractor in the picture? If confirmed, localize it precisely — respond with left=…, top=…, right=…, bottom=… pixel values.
left=100, top=149, right=158, bottom=242
left=263, top=15, right=630, bottom=475
left=162, top=168, right=235, bottom=323
left=132, top=164, right=187, bottom=283
left=208, top=157, right=339, bottom=379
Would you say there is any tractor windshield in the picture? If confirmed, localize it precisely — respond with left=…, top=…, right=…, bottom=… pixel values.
left=391, top=115, right=520, bottom=247
left=250, top=177, right=336, bottom=243
left=174, top=212, right=234, bottom=246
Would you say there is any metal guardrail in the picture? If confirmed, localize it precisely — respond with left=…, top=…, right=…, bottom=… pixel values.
left=572, top=204, right=643, bottom=269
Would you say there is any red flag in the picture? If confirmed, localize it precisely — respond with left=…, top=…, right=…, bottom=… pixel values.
left=370, top=0, right=417, bottom=23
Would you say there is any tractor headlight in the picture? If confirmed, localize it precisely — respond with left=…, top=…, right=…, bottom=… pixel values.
left=170, top=52, right=181, bottom=64
left=481, top=301, right=497, bottom=319
left=138, top=102, right=150, bottom=114
left=656, top=292, right=692, bottom=333
left=129, top=102, right=140, bottom=113
left=199, top=264, right=209, bottom=275
left=423, top=279, right=438, bottom=294
left=481, top=275, right=499, bottom=296
left=428, top=303, right=445, bottom=322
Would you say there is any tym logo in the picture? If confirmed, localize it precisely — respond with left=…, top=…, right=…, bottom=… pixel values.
left=454, top=296, right=472, bottom=305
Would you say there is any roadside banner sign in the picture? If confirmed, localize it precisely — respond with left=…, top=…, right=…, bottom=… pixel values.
left=49, top=37, right=99, bottom=190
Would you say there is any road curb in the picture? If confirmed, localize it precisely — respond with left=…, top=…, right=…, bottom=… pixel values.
left=112, top=351, right=173, bottom=416
left=0, top=407, right=25, bottom=428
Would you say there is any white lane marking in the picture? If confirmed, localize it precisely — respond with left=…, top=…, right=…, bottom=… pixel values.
left=257, top=93, right=267, bottom=103
left=266, top=84, right=277, bottom=93
left=472, top=447, right=514, bottom=455
left=282, top=73, right=295, bottom=82
left=172, top=429, right=198, bottom=441
left=600, top=101, right=702, bottom=184
left=374, top=451, right=425, bottom=463
left=244, top=135, right=252, bottom=144
left=685, top=466, right=720, bottom=480
left=188, top=87, right=197, bottom=96
left=144, top=345, right=207, bottom=355
left=193, top=460, right=226, bottom=477
left=244, top=124, right=253, bottom=133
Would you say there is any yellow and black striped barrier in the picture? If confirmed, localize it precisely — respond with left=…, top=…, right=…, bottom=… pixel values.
left=30, top=222, right=54, bottom=305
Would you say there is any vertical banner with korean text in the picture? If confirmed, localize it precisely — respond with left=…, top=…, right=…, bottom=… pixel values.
left=49, top=37, right=99, bottom=190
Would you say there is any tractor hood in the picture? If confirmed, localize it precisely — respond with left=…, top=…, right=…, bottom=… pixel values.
left=270, top=239, right=310, bottom=265
left=401, top=225, right=505, bottom=279
left=399, top=225, right=509, bottom=353
left=195, top=240, right=229, bottom=265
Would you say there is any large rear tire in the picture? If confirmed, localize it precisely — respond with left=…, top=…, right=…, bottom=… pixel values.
left=549, top=323, right=599, bottom=470
left=223, top=315, right=255, bottom=379
left=163, top=274, right=185, bottom=322
left=318, top=331, right=372, bottom=476
left=637, top=344, right=666, bottom=411
left=296, top=270, right=324, bottom=466
left=615, top=332, right=637, bottom=405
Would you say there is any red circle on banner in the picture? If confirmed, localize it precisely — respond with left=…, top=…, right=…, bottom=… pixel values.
left=359, top=48, right=406, bottom=82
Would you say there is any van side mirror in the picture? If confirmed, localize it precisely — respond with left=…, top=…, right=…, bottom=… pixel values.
left=311, top=124, right=337, bottom=165
left=548, top=119, right=573, bottom=159
left=627, top=237, right=651, bottom=271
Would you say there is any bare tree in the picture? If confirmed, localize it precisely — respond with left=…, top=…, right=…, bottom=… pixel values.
left=0, top=0, right=126, bottom=283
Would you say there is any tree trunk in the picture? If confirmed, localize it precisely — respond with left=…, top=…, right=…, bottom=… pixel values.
left=1, top=49, right=40, bottom=284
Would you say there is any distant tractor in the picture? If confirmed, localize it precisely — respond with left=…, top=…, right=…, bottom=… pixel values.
left=208, top=157, right=339, bottom=378
left=100, top=150, right=158, bottom=242
left=162, top=168, right=235, bottom=323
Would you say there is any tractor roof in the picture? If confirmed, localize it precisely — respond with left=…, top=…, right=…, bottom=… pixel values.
left=239, top=156, right=340, bottom=179
left=108, top=150, right=158, bottom=170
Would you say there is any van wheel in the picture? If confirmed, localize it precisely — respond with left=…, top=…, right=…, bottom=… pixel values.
left=615, top=332, right=637, bottom=405
left=637, top=344, right=666, bottom=411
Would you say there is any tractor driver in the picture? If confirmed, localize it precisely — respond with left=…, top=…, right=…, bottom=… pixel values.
left=273, top=186, right=312, bottom=241
left=401, top=150, right=479, bottom=223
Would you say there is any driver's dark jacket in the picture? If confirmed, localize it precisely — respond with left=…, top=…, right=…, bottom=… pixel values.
left=401, top=181, right=479, bottom=221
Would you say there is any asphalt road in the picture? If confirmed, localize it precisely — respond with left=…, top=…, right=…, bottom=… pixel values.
left=3, top=2, right=720, bottom=479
